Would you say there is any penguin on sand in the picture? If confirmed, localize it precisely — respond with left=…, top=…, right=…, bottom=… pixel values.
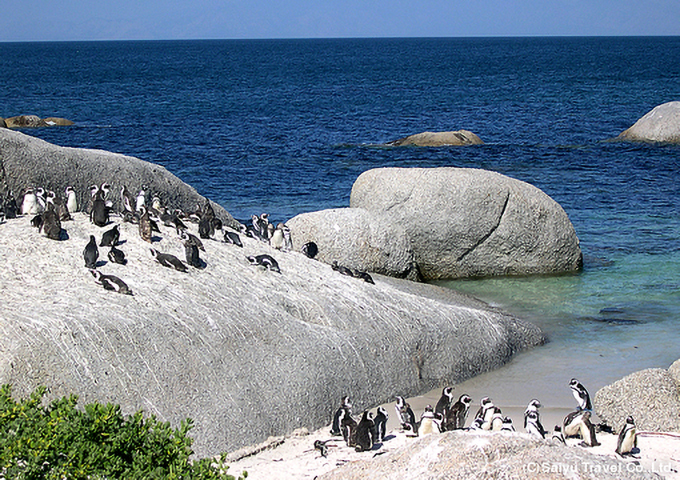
left=615, top=416, right=637, bottom=456
left=108, top=246, right=127, bottom=265
left=90, top=269, right=132, bottom=295
left=183, top=237, right=204, bottom=269
left=223, top=229, right=243, bottom=247
left=100, top=225, right=120, bottom=247
left=41, top=201, right=62, bottom=240
left=354, top=411, right=375, bottom=452
left=372, top=406, right=388, bottom=444
left=138, top=206, right=153, bottom=243
left=395, top=396, right=417, bottom=433
left=83, top=235, right=99, bottom=269
left=65, top=186, right=78, bottom=214
left=150, top=248, right=188, bottom=272
left=330, top=396, right=352, bottom=436
left=417, top=405, right=441, bottom=437
left=525, top=410, right=546, bottom=439
left=474, top=397, right=496, bottom=431
left=434, top=386, right=455, bottom=424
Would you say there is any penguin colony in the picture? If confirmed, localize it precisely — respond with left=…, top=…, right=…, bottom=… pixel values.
left=319, top=378, right=639, bottom=459
left=0, top=184, right=376, bottom=296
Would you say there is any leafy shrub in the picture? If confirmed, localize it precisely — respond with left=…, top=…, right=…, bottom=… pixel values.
left=0, top=384, right=246, bottom=480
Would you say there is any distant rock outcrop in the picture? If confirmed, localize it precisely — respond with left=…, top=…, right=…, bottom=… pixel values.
left=617, top=101, right=680, bottom=144
left=3, top=114, right=74, bottom=128
left=594, top=365, right=680, bottom=433
left=286, top=207, right=420, bottom=281
left=0, top=128, right=237, bottom=229
left=387, top=130, right=483, bottom=147
left=350, top=167, right=582, bottom=280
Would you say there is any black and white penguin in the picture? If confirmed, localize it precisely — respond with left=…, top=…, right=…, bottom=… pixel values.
left=48, top=190, right=71, bottom=221
left=331, top=261, right=353, bottom=277
left=330, top=396, right=352, bottom=436
left=223, top=229, right=243, bottom=247
left=181, top=230, right=205, bottom=252
left=203, top=200, right=216, bottom=221
left=523, top=399, right=542, bottom=430
left=270, top=223, right=285, bottom=250
left=578, top=411, right=600, bottom=447
left=107, top=246, right=127, bottom=265
left=83, top=235, right=99, bottom=269
left=91, top=188, right=110, bottom=227
left=562, top=409, right=599, bottom=447
left=41, top=202, right=62, bottom=240
left=354, top=411, right=375, bottom=452
left=120, top=185, right=136, bottom=214
left=21, top=187, right=38, bottom=215
left=65, top=186, right=77, bottom=215
left=615, top=416, right=637, bottom=456
left=490, top=407, right=505, bottom=432
left=394, top=396, right=417, bottom=433
left=138, top=206, right=152, bottom=243
left=501, top=416, right=515, bottom=432
left=569, top=378, right=592, bottom=411
left=313, top=439, right=331, bottom=458
left=301, top=241, right=318, bottom=259
left=90, top=269, right=132, bottom=295
left=30, top=213, right=44, bottom=231
left=135, top=185, right=147, bottom=212
left=551, top=425, right=566, bottom=444
left=198, top=214, right=214, bottom=239
left=468, top=417, right=484, bottom=431
left=525, top=410, right=546, bottom=439
left=340, top=409, right=358, bottom=448
left=417, top=405, right=440, bottom=437
left=474, top=397, right=495, bottom=431
left=373, top=406, right=388, bottom=444
left=100, top=225, right=120, bottom=247
left=35, top=188, right=46, bottom=213
left=4, top=192, right=18, bottom=219
left=150, top=248, right=188, bottom=273
left=354, top=271, right=375, bottom=284
left=282, top=224, right=293, bottom=251
left=443, top=394, right=472, bottom=431
left=434, top=386, right=455, bottom=423
left=247, top=254, right=281, bottom=273
left=183, top=238, right=204, bottom=269
left=172, top=211, right=188, bottom=233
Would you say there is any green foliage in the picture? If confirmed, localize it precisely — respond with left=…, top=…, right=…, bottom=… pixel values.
left=0, top=384, right=246, bottom=480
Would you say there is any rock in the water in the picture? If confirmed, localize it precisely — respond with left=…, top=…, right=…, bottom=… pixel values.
left=4, top=115, right=48, bottom=128
left=317, top=431, right=661, bottom=480
left=286, top=207, right=420, bottom=281
left=387, top=130, right=483, bottom=147
left=350, top=167, right=582, bottom=280
left=43, top=117, right=75, bottom=126
left=0, top=214, right=544, bottom=457
left=617, top=101, right=680, bottom=144
left=0, top=128, right=237, bottom=229
left=594, top=368, right=680, bottom=433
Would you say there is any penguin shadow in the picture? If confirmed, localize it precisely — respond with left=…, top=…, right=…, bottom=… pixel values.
left=95, top=260, right=107, bottom=268
left=191, top=258, right=207, bottom=270
left=58, top=229, right=69, bottom=241
left=115, top=239, right=127, bottom=246
left=381, top=434, right=397, bottom=442
left=151, top=235, right=163, bottom=243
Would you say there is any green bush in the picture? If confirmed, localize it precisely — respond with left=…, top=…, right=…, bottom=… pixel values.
left=0, top=384, right=246, bottom=480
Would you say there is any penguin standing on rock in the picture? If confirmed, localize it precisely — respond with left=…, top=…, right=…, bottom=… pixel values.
left=21, top=187, right=38, bottom=215
left=65, top=186, right=78, bottom=214
left=150, top=248, right=188, bottom=272
left=139, top=206, right=153, bottom=243
left=434, top=386, right=455, bottom=423
left=108, top=246, right=127, bottom=265
left=100, top=225, right=120, bottom=247
left=525, top=410, right=546, bottom=439
left=417, top=405, right=440, bottom=437
left=41, top=202, right=62, bottom=240
left=395, top=396, right=417, bottom=433
left=183, top=238, right=204, bottom=269
left=330, top=396, right=352, bottom=436
left=354, top=411, right=375, bottom=452
left=443, top=394, right=472, bottom=431
left=373, top=406, right=388, bottom=443
left=90, top=269, right=132, bottom=295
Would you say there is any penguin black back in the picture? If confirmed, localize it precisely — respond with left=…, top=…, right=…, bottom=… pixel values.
left=84, top=235, right=99, bottom=269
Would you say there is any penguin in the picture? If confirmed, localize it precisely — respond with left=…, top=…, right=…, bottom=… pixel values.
left=100, top=182, right=111, bottom=199
left=578, top=411, right=600, bottom=447
left=417, top=405, right=440, bottom=437
left=434, top=386, right=455, bottom=423
left=151, top=196, right=163, bottom=215
left=525, top=410, right=545, bottom=439
left=394, top=396, right=417, bottom=433
left=372, top=406, right=388, bottom=444
left=203, top=200, right=216, bottom=221
left=21, top=187, right=38, bottom=215
left=270, top=223, right=285, bottom=250
left=251, top=213, right=269, bottom=240
left=223, top=229, right=243, bottom=247
left=490, top=407, right=505, bottom=432
left=354, top=411, right=375, bottom=452
left=48, top=190, right=71, bottom=221
left=501, top=416, right=515, bottom=432
left=331, top=261, right=353, bottom=277
left=313, top=439, right=331, bottom=458
left=138, top=206, right=153, bottom=243
left=183, top=238, right=203, bottom=269
left=159, top=208, right=175, bottom=227
left=615, top=416, right=637, bottom=456
left=354, top=271, right=375, bottom=284
left=330, top=396, right=352, bottom=436
left=30, top=213, right=44, bottom=231
left=551, top=425, right=566, bottom=444
left=150, top=248, right=188, bottom=272
left=85, top=184, right=99, bottom=214
left=91, top=188, right=110, bottom=227
left=83, top=235, right=99, bottom=269
left=90, top=269, right=132, bottom=295
left=301, top=241, right=318, bottom=259
left=524, top=399, right=542, bottom=430
left=340, top=408, right=358, bottom=448
left=468, top=417, right=485, bottom=431
left=4, top=192, right=18, bottom=219
left=563, top=409, right=586, bottom=438
left=282, top=224, right=293, bottom=251
left=65, top=186, right=78, bottom=214
left=172, top=212, right=188, bottom=233
left=120, top=185, right=136, bottom=213
left=41, top=202, right=62, bottom=240
left=180, top=230, right=205, bottom=251
left=247, top=254, right=280, bottom=273
left=135, top=185, right=147, bottom=212
left=100, top=225, right=120, bottom=247
left=198, top=215, right=214, bottom=239
left=34, top=188, right=46, bottom=213
left=443, top=394, right=472, bottom=431
left=474, top=397, right=495, bottom=431
left=569, top=378, right=592, bottom=411
left=107, top=246, right=127, bottom=265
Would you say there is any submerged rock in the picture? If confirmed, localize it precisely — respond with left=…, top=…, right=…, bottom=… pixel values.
left=387, top=130, right=483, bottom=147
left=350, top=167, right=583, bottom=280
left=617, top=101, right=680, bottom=144
left=4, top=115, right=48, bottom=128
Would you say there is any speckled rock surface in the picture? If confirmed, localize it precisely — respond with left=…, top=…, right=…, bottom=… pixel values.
left=387, top=130, right=484, bottom=146
left=617, top=101, right=680, bottom=144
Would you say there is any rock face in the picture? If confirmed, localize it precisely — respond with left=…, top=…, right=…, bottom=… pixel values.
left=0, top=118, right=6, bottom=128
left=317, top=431, right=661, bottom=480
left=594, top=367, right=680, bottom=433
left=0, top=213, right=544, bottom=457
left=286, top=208, right=420, bottom=281
left=350, top=167, right=582, bottom=280
left=3, top=115, right=74, bottom=128
left=617, top=101, right=680, bottom=144
left=669, top=358, right=680, bottom=385
left=0, top=128, right=237, bottom=229
left=387, top=130, right=483, bottom=147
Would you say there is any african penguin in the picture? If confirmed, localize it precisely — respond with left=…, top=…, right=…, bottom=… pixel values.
left=35, top=188, right=46, bottom=213
left=65, top=186, right=78, bottom=215
left=354, top=271, right=375, bottom=284
left=417, top=405, right=440, bottom=437
left=569, top=378, right=592, bottom=411
left=524, top=399, right=542, bottom=430
left=121, top=185, right=136, bottom=213
left=135, top=185, right=147, bottom=212
left=331, top=261, right=353, bottom=277
left=107, top=246, right=127, bottom=265
left=21, top=187, right=38, bottom=215
left=247, top=254, right=281, bottom=273
left=223, top=229, right=243, bottom=247
left=443, top=394, right=472, bottom=431
left=394, top=396, right=417, bottom=433
left=525, top=410, right=546, bottom=439
left=41, top=202, right=62, bottom=240
left=181, top=230, right=205, bottom=251
left=198, top=215, right=214, bottom=239
left=138, top=206, right=153, bottom=243
left=615, top=416, right=637, bottom=456
left=313, top=439, right=331, bottom=458
left=150, top=248, right=188, bottom=272
left=434, top=386, right=455, bottom=422
left=100, top=225, right=120, bottom=247
left=183, top=238, right=204, bottom=269
left=501, top=416, right=515, bottom=432
left=330, top=396, right=352, bottom=436
left=340, top=408, right=358, bottom=448
left=90, top=270, right=132, bottom=295
left=270, top=223, right=285, bottom=250
left=551, top=425, right=566, bottom=444
left=4, top=192, right=18, bottom=219
left=474, top=397, right=495, bottom=431
left=354, top=411, right=375, bottom=452
left=372, top=406, right=388, bottom=444
left=90, top=188, right=110, bottom=227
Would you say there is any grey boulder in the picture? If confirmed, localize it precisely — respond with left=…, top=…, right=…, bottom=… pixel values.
left=317, top=431, right=661, bottom=480
left=350, top=167, right=582, bottom=280
left=286, top=207, right=420, bottom=281
left=617, top=101, right=680, bottom=144
left=387, top=130, right=483, bottom=147
left=594, top=367, right=680, bottom=433
left=0, top=128, right=237, bottom=229
left=669, top=358, right=680, bottom=385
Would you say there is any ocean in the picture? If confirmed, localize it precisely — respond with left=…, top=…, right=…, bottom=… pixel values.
left=1, top=36, right=679, bottom=408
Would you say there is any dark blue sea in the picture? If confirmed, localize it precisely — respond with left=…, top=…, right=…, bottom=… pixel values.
left=2, top=37, right=679, bottom=406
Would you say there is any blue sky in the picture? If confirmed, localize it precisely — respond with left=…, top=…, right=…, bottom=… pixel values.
left=2, top=0, right=679, bottom=42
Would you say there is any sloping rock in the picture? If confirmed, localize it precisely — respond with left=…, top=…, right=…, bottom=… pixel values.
left=669, top=358, right=680, bottom=385
left=0, top=214, right=544, bottom=457
left=4, top=115, right=48, bottom=128
left=0, top=118, right=6, bottom=128
left=617, top=101, right=680, bottom=144
left=350, top=167, right=582, bottom=280
left=594, top=368, right=680, bottom=433
left=0, top=128, right=237, bottom=229
left=286, top=207, right=420, bottom=281
left=317, top=431, right=661, bottom=480
left=387, top=130, right=483, bottom=147
left=43, top=117, right=75, bottom=126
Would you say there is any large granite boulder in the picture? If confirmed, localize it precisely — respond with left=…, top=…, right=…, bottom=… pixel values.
left=350, top=167, right=582, bottom=280
left=387, top=130, right=483, bottom=147
left=317, top=431, right=661, bottom=480
left=594, top=367, right=680, bottom=433
left=617, top=101, right=680, bottom=144
left=669, top=358, right=680, bottom=385
left=286, top=208, right=420, bottom=281
left=0, top=128, right=237, bottom=229
left=4, top=115, right=48, bottom=128
left=0, top=212, right=544, bottom=457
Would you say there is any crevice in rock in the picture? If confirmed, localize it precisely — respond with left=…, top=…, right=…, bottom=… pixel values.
left=456, top=190, right=510, bottom=263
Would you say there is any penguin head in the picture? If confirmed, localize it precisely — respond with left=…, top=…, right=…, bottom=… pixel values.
left=460, top=394, right=472, bottom=406
left=442, top=386, right=454, bottom=399
left=528, top=398, right=542, bottom=410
